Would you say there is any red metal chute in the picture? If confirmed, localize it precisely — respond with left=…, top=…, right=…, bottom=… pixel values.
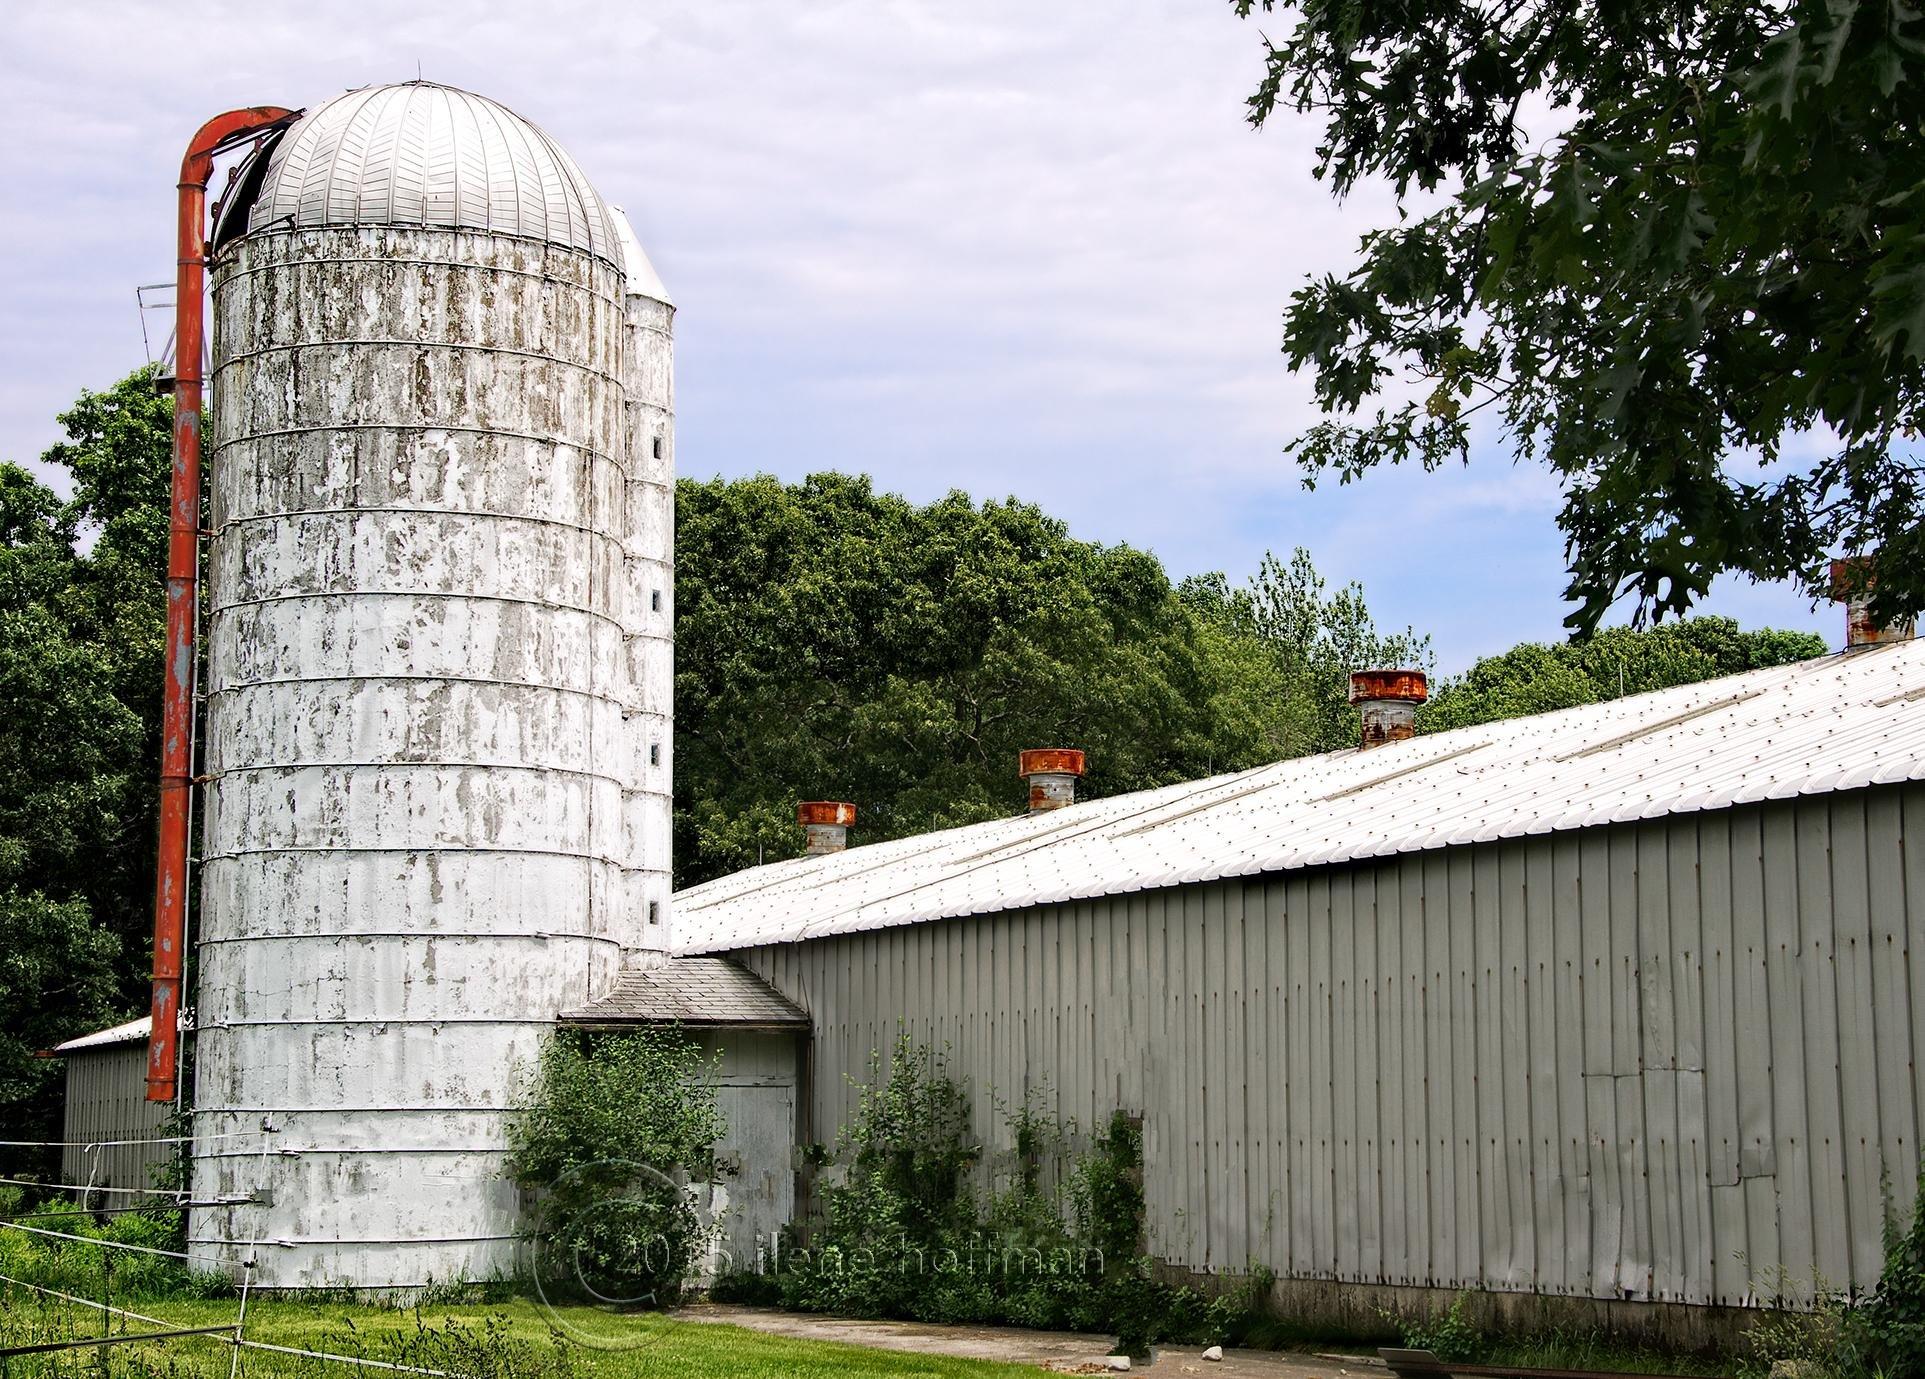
left=147, top=106, right=297, bottom=1104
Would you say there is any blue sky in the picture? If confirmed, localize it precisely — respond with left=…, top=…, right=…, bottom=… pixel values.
left=0, top=1, right=1838, bottom=672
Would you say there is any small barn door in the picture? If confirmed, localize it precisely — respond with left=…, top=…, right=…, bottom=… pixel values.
left=701, top=1031, right=802, bottom=1279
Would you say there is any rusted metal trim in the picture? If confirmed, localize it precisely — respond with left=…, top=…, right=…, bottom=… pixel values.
left=1018, top=748, right=1085, bottom=778
left=798, top=801, right=857, bottom=855
left=796, top=801, right=857, bottom=827
left=1349, top=668, right=1430, bottom=704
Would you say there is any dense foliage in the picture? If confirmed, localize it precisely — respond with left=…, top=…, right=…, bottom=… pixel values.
left=507, top=1029, right=726, bottom=1309
left=675, top=475, right=1422, bottom=884
left=731, top=1035, right=1258, bottom=1353
left=1235, top=0, right=1925, bottom=634
left=0, top=368, right=172, bottom=1155
left=1420, top=616, right=1828, bottom=733
left=1845, top=1169, right=1925, bottom=1377
left=0, top=1185, right=228, bottom=1303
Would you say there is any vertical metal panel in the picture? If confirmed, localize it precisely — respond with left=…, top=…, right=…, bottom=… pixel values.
left=1796, top=803, right=1852, bottom=1285
left=1540, top=839, right=1581, bottom=1291
left=1763, top=802, right=1815, bottom=1286
left=1532, top=839, right=1563, bottom=1294
left=1472, top=846, right=1509, bottom=1287
left=1446, top=851, right=1478, bottom=1286
left=1499, top=844, right=1536, bottom=1290
left=1351, top=867, right=1384, bottom=1282
left=61, top=1046, right=177, bottom=1192
left=734, top=783, right=1922, bottom=1308
left=1397, top=859, right=1430, bottom=1284
left=1867, top=791, right=1918, bottom=1236
left=1831, top=794, right=1886, bottom=1286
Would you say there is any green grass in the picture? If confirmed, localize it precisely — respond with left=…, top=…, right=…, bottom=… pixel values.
left=0, top=1293, right=1050, bottom=1378
left=1480, top=1332, right=1732, bottom=1376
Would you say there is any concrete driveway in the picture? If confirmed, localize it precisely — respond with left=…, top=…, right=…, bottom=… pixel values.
left=672, top=1302, right=1383, bottom=1376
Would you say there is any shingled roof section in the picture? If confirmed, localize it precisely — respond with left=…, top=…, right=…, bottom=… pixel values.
left=559, top=958, right=809, bottom=1029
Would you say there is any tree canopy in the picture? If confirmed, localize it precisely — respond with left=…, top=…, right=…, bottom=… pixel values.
left=1420, top=616, right=1829, bottom=733
left=673, top=475, right=1423, bottom=884
left=0, top=367, right=170, bottom=1149
left=1235, top=0, right=1925, bottom=634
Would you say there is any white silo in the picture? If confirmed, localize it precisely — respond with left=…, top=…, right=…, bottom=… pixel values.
left=609, top=208, right=676, bottom=945
left=189, top=81, right=671, bottom=1288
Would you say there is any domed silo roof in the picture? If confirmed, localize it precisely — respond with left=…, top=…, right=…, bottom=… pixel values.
left=220, top=81, right=622, bottom=265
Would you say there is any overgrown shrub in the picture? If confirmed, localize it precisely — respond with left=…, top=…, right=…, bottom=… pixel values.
left=507, top=1027, right=726, bottom=1310
left=768, top=1034, right=1259, bottom=1352
left=0, top=1197, right=231, bottom=1302
left=1732, top=1170, right=1925, bottom=1379
left=1397, top=1293, right=1486, bottom=1363
left=1850, top=1169, right=1925, bottom=1377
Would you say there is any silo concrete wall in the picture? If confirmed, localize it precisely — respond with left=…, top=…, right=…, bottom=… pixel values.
left=617, top=276, right=674, bottom=933
left=192, top=225, right=631, bottom=1288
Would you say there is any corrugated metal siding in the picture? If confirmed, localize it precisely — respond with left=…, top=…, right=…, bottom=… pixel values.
left=735, top=784, right=1923, bottom=1306
left=61, top=1045, right=179, bottom=1193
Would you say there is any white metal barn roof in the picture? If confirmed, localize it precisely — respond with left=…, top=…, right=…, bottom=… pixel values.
left=237, top=81, right=623, bottom=263
left=51, top=1014, right=192, bottom=1054
left=674, top=639, right=1925, bottom=954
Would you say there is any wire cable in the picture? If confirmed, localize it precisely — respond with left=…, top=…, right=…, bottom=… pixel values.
left=0, top=1219, right=213, bottom=1262
left=0, top=1131, right=266, bottom=1150
left=0, top=1271, right=452, bottom=1376
left=7, top=1199, right=249, bottom=1222
left=0, top=1176, right=187, bottom=1198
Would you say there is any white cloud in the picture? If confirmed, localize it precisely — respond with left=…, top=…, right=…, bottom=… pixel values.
left=0, top=0, right=1832, bottom=659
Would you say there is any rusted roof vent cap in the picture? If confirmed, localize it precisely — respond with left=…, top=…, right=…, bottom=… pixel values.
left=1019, top=748, right=1085, bottom=813
left=797, top=800, right=856, bottom=855
left=1830, top=557, right=1916, bottom=648
left=1349, top=669, right=1428, bottom=749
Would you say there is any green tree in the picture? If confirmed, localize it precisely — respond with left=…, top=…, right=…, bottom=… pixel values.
left=1420, top=616, right=1829, bottom=733
left=1235, top=0, right=1925, bottom=633
left=0, top=368, right=171, bottom=1149
left=673, top=474, right=1319, bottom=885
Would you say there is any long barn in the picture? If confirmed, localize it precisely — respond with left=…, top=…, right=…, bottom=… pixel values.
left=613, top=630, right=1925, bottom=1341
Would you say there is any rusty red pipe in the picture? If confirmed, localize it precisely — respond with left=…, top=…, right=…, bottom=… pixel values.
left=147, top=106, right=296, bottom=1104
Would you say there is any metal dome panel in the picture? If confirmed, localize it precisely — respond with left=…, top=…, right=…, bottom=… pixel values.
left=242, top=82, right=622, bottom=263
